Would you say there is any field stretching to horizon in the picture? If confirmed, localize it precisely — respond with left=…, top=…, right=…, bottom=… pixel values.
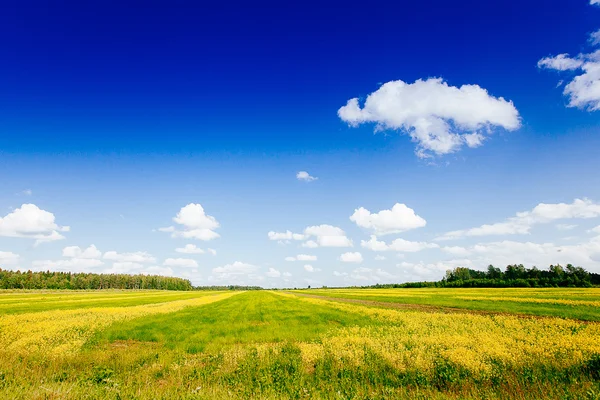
left=1, top=289, right=600, bottom=399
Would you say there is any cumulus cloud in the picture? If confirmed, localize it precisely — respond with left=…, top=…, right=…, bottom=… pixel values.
left=0, top=204, right=69, bottom=244
left=175, top=244, right=205, bottom=254
left=339, top=252, right=363, bottom=263
left=302, top=224, right=353, bottom=248
left=163, top=258, right=199, bottom=268
left=32, top=258, right=104, bottom=272
left=267, top=230, right=306, bottom=241
left=0, top=251, right=20, bottom=266
left=338, top=78, right=520, bottom=158
left=436, top=198, right=600, bottom=240
left=301, top=240, right=319, bottom=248
left=266, top=268, right=281, bottom=278
left=159, top=203, right=220, bottom=241
left=350, top=203, right=426, bottom=235
left=538, top=21, right=600, bottom=111
left=103, top=251, right=156, bottom=264
left=285, top=254, right=317, bottom=261
left=296, top=171, right=318, bottom=182
left=212, top=261, right=259, bottom=280
left=62, top=245, right=102, bottom=259
left=361, top=235, right=439, bottom=252
left=303, top=264, right=321, bottom=272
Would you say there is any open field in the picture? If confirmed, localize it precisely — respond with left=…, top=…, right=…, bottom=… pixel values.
left=294, top=288, right=600, bottom=321
left=0, top=289, right=599, bottom=399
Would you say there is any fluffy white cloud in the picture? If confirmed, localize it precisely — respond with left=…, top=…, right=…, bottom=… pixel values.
left=159, top=204, right=220, bottom=241
left=285, top=254, right=317, bottom=261
left=361, top=235, right=439, bottom=252
left=163, top=258, right=198, bottom=268
left=338, top=78, right=520, bottom=158
left=62, top=245, right=102, bottom=259
left=175, top=244, right=205, bottom=254
left=266, top=268, right=281, bottom=278
left=339, top=252, right=363, bottom=263
left=437, top=198, right=600, bottom=240
left=592, top=0, right=600, bottom=5
left=267, top=230, right=306, bottom=241
left=32, top=258, right=104, bottom=272
left=441, top=246, right=472, bottom=256
left=301, top=240, right=319, bottom=248
left=296, top=171, right=318, bottom=182
left=207, top=248, right=217, bottom=256
left=350, top=203, right=426, bottom=235
left=0, top=204, right=69, bottom=244
left=212, top=261, right=259, bottom=280
left=556, top=224, right=577, bottom=231
left=304, top=264, right=321, bottom=272
left=538, top=26, right=600, bottom=111
left=103, top=251, right=156, bottom=264
left=0, top=251, right=20, bottom=266
left=303, top=224, right=353, bottom=248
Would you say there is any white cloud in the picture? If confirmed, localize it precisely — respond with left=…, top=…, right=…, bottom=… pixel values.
left=591, top=30, right=600, bottom=46
left=301, top=240, right=319, bottom=248
left=333, top=271, right=348, bottom=277
left=538, top=54, right=584, bottom=71
left=266, top=268, right=281, bottom=278
left=0, top=204, right=69, bottom=244
left=591, top=225, right=600, bottom=233
left=375, top=255, right=386, bottom=261
left=212, top=261, right=259, bottom=280
left=103, top=251, right=156, bottom=264
left=159, top=204, right=220, bottom=241
left=175, top=244, right=205, bottom=254
left=556, top=224, right=577, bottom=231
left=592, top=0, right=600, bottom=5
left=361, top=235, right=439, bottom=252
left=303, top=224, right=353, bottom=248
left=296, top=171, right=318, bottom=182
left=538, top=27, right=600, bottom=111
left=163, top=258, right=199, bottom=268
left=21, top=189, right=32, bottom=196
left=0, top=251, right=20, bottom=266
left=303, top=264, right=321, bottom=272
left=62, top=245, right=102, bottom=259
left=338, top=78, right=520, bottom=158
left=105, top=262, right=145, bottom=274
left=436, top=198, right=600, bottom=240
left=285, top=254, right=317, bottom=261
left=441, top=246, right=472, bottom=256
left=207, top=248, right=217, bottom=256
left=350, top=203, right=426, bottom=235
left=31, top=258, right=104, bottom=272
left=339, top=252, right=363, bottom=263
left=267, top=230, right=306, bottom=241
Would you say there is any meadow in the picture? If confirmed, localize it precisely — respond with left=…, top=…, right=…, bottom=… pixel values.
left=0, top=289, right=599, bottom=399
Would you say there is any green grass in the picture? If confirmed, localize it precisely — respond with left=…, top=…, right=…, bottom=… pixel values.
left=1, top=289, right=600, bottom=399
left=0, top=290, right=218, bottom=314
left=295, top=287, right=600, bottom=321
left=91, top=291, right=378, bottom=353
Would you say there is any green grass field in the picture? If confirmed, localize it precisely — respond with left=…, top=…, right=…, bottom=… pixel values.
left=0, top=289, right=599, bottom=399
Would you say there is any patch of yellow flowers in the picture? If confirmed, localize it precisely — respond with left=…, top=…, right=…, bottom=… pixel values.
left=0, top=292, right=238, bottom=358
left=284, top=294, right=600, bottom=379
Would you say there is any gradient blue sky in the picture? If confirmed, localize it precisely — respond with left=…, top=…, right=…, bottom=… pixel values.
left=1, top=0, right=600, bottom=287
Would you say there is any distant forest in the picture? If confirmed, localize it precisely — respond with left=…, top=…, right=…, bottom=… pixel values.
left=0, top=269, right=264, bottom=291
left=365, top=264, right=600, bottom=289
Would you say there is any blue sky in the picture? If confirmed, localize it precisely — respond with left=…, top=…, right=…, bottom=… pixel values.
left=2, top=0, right=600, bottom=287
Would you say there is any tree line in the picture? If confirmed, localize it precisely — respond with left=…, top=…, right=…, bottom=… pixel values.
left=0, top=269, right=193, bottom=290
left=364, top=264, right=600, bottom=289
